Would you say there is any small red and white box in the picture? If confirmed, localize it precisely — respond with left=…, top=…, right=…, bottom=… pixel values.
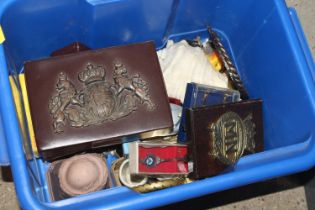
left=129, top=141, right=190, bottom=175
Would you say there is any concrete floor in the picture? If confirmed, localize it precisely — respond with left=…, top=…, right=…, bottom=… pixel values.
left=213, top=188, right=307, bottom=210
left=0, top=0, right=314, bottom=209
left=212, top=184, right=307, bottom=210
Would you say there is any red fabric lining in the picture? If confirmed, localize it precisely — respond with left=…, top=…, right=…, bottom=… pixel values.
left=169, top=97, right=182, bottom=106
left=138, top=146, right=188, bottom=173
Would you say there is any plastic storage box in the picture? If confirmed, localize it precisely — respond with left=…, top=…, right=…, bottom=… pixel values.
left=0, top=0, right=314, bottom=209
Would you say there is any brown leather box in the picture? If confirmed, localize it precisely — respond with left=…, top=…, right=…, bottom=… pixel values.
left=24, top=41, right=173, bottom=160
left=186, top=99, right=263, bottom=179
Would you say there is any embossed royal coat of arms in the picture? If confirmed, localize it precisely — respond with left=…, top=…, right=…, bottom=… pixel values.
left=49, top=62, right=155, bottom=133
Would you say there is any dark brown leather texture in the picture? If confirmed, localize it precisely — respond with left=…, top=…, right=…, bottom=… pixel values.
left=186, top=99, right=263, bottom=179
left=24, top=41, right=173, bottom=160
left=51, top=42, right=91, bottom=57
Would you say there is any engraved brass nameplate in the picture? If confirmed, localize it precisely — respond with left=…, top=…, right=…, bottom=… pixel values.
left=209, top=111, right=256, bottom=165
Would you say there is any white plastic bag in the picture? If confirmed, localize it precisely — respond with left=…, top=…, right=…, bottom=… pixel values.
left=157, top=40, right=229, bottom=102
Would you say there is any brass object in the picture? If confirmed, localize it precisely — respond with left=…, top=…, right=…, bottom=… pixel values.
left=111, top=157, right=125, bottom=186
left=49, top=62, right=155, bottom=133
left=140, top=128, right=172, bottom=139
left=119, top=159, right=148, bottom=188
left=132, top=178, right=192, bottom=193
left=209, top=111, right=255, bottom=165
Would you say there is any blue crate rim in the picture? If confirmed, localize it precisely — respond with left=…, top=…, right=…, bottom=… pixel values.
left=0, top=0, right=314, bottom=209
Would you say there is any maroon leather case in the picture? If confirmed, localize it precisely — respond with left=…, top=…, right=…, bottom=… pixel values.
left=186, top=99, right=263, bottom=179
left=24, top=41, right=173, bottom=160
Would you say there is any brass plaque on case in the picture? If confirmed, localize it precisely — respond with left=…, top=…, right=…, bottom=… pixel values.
left=186, top=99, right=263, bottom=179
left=209, top=111, right=255, bottom=165
left=49, top=62, right=155, bottom=133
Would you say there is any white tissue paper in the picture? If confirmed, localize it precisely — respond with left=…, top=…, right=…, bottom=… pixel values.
left=157, top=40, right=229, bottom=102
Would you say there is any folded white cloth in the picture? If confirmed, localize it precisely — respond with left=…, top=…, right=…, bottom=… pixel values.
left=157, top=40, right=229, bottom=102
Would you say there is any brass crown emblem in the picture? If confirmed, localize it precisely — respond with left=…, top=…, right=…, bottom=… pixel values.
left=49, top=62, right=156, bottom=133
left=78, top=63, right=105, bottom=83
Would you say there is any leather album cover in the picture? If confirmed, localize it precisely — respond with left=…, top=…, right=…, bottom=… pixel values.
left=186, top=99, right=263, bottom=179
left=8, top=43, right=92, bottom=157
left=24, top=41, right=173, bottom=160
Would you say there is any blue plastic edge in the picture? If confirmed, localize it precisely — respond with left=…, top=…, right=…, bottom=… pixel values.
left=0, top=0, right=314, bottom=209
left=288, top=7, right=315, bottom=80
left=0, top=0, right=10, bottom=165
left=0, top=106, right=10, bottom=166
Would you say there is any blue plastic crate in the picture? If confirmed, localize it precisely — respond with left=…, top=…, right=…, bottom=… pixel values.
left=0, top=111, right=10, bottom=166
left=0, top=0, right=314, bottom=209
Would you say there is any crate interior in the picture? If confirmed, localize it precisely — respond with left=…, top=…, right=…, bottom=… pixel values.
left=1, top=0, right=314, bottom=204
